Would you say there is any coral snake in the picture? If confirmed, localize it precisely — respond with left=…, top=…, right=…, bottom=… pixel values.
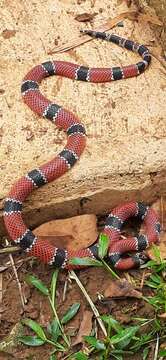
left=3, top=30, right=160, bottom=270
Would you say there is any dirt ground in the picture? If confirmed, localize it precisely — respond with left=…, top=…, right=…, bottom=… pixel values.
left=0, top=248, right=158, bottom=360
left=0, top=0, right=166, bottom=237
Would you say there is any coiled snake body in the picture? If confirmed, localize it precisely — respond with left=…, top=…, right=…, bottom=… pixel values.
left=3, top=30, right=160, bottom=270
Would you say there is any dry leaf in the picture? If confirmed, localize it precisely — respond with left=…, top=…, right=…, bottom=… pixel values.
left=34, top=214, right=98, bottom=251
left=75, top=13, right=97, bottom=22
left=104, top=279, right=142, bottom=298
left=1, top=29, right=16, bottom=39
left=158, top=313, right=166, bottom=319
left=73, top=310, right=93, bottom=345
left=138, top=13, right=162, bottom=26
left=48, top=11, right=139, bottom=54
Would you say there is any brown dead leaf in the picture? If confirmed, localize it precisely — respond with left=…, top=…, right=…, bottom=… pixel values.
left=158, top=313, right=166, bottom=319
left=73, top=310, right=93, bottom=345
left=138, top=13, right=162, bottom=26
left=48, top=11, right=139, bottom=54
left=1, top=29, right=16, bottom=39
left=34, top=214, right=98, bottom=251
left=104, top=279, right=142, bottom=299
left=75, top=13, right=97, bottom=22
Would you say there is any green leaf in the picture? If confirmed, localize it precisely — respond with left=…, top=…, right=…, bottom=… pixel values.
left=19, top=335, right=45, bottom=346
left=111, top=354, right=123, bottom=360
left=22, top=319, right=46, bottom=340
left=50, top=270, right=59, bottom=307
left=141, top=260, right=157, bottom=269
left=145, top=281, right=158, bottom=289
left=101, top=315, right=122, bottom=333
left=110, top=326, right=139, bottom=349
left=49, top=355, right=57, bottom=360
left=74, top=352, right=88, bottom=360
left=47, top=319, right=61, bottom=342
left=84, top=335, right=106, bottom=350
left=152, top=244, right=162, bottom=261
left=98, top=233, right=109, bottom=259
left=61, top=303, right=80, bottom=324
left=159, top=349, right=166, bottom=356
left=69, top=257, right=102, bottom=267
left=143, top=347, right=150, bottom=360
left=132, top=317, right=149, bottom=322
left=111, top=350, right=133, bottom=355
left=26, top=275, right=49, bottom=296
left=149, top=273, right=161, bottom=284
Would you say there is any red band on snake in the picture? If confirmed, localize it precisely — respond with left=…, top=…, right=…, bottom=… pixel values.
left=3, top=30, right=160, bottom=270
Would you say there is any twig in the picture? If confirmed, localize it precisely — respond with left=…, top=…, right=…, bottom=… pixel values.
left=153, top=333, right=159, bottom=360
left=69, top=270, right=107, bottom=337
left=0, top=273, right=2, bottom=323
left=4, top=256, right=35, bottom=270
left=48, top=11, right=139, bottom=54
left=5, top=239, right=26, bottom=310
left=140, top=269, right=146, bottom=290
left=101, top=259, right=120, bottom=280
left=62, top=278, right=68, bottom=302
left=0, top=245, right=20, bottom=254
left=160, top=196, right=164, bottom=231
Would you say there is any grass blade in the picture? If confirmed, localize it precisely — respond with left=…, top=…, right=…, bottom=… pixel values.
left=110, top=326, right=139, bottom=349
left=22, top=319, right=46, bottom=340
left=61, top=303, right=80, bottom=324
left=74, top=352, right=89, bottom=360
left=101, top=315, right=122, bottom=333
left=98, top=233, right=109, bottom=259
left=50, top=270, right=59, bottom=308
left=47, top=319, right=61, bottom=342
left=26, top=275, right=49, bottom=296
left=69, top=257, right=102, bottom=267
left=19, top=335, right=45, bottom=346
left=84, top=335, right=105, bottom=350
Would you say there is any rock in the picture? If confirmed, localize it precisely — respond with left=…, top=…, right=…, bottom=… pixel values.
left=0, top=0, right=166, bottom=238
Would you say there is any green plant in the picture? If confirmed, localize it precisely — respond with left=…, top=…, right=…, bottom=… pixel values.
left=19, top=271, right=80, bottom=357
left=19, top=244, right=166, bottom=359
left=141, top=245, right=166, bottom=313
left=69, top=233, right=120, bottom=280
left=71, top=315, right=166, bottom=360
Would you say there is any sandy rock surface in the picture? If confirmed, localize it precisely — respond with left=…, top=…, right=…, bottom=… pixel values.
left=0, top=0, right=166, bottom=237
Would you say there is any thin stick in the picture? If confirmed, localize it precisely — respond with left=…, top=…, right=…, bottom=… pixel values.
left=160, top=196, right=164, bottom=231
left=5, top=239, right=26, bottom=310
left=48, top=11, right=139, bottom=54
left=0, top=273, right=2, bottom=323
left=140, top=269, right=146, bottom=290
left=153, top=333, right=159, bottom=360
left=101, top=259, right=120, bottom=280
left=69, top=270, right=107, bottom=337
left=62, top=278, right=68, bottom=302
left=0, top=246, right=20, bottom=254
